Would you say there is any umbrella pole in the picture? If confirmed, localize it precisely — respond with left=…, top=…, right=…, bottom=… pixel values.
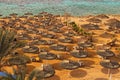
left=108, top=69, right=111, bottom=80
left=108, top=69, right=110, bottom=76
left=109, top=73, right=112, bottom=80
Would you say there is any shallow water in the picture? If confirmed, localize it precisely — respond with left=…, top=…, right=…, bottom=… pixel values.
left=0, top=0, right=120, bottom=16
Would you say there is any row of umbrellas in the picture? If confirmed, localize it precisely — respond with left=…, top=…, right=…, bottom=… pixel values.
left=0, top=12, right=120, bottom=79
left=5, top=53, right=120, bottom=79
left=4, top=54, right=85, bottom=78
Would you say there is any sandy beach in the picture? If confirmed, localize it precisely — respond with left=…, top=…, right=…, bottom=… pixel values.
left=0, top=13, right=120, bottom=80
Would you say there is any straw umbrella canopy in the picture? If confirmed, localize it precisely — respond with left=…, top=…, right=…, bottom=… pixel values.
left=31, top=40, right=48, bottom=45
left=28, top=16, right=35, bottom=21
left=81, top=23, right=100, bottom=30
left=17, top=34, right=32, bottom=40
left=32, top=23, right=40, bottom=28
left=38, top=64, right=55, bottom=78
left=63, top=31, right=77, bottom=37
left=0, top=20, right=6, bottom=26
left=26, top=28, right=39, bottom=34
left=95, top=14, right=109, bottom=19
left=70, top=50, right=88, bottom=58
left=34, top=14, right=43, bottom=18
left=58, top=37, right=73, bottom=43
left=47, top=40, right=56, bottom=45
left=106, top=19, right=120, bottom=29
left=2, top=16, right=12, bottom=19
left=99, top=32, right=115, bottom=38
left=50, top=44, right=69, bottom=51
left=7, top=55, right=31, bottom=66
left=9, top=13, right=18, bottom=17
left=14, top=18, right=22, bottom=22
left=60, top=60, right=83, bottom=70
left=39, top=52, right=57, bottom=60
left=100, top=60, right=119, bottom=69
left=31, top=39, right=55, bottom=45
left=106, top=38, right=117, bottom=47
left=97, top=50, right=115, bottom=59
left=55, top=23, right=64, bottom=28
left=19, top=15, right=28, bottom=19
left=24, top=12, right=33, bottom=16
left=78, top=41, right=93, bottom=48
left=41, top=33, right=57, bottom=39
left=14, top=25, right=26, bottom=30
left=86, top=17, right=101, bottom=23
left=22, top=46, right=39, bottom=53
left=100, top=60, right=119, bottom=80
left=29, top=64, right=55, bottom=79
left=48, top=27, right=63, bottom=33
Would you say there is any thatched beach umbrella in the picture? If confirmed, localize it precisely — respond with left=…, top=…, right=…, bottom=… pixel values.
left=14, top=26, right=26, bottom=30
left=32, top=23, right=40, bottom=28
left=7, top=55, right=31, bottom=66
left=28, top=16, right=35, bottom=21
left=60, top=60, right=83, bottom=70
left=31, top=40, right=48, bottom=45
left=34, top=14, right=43, bottom=18
left=32, top=39, right=55, bottom=45
left=17, top=34, right=32, bottom=40
left=50, top=44, right=69, bottom=51
left=81, top=23, right=100, bottom=30
left=48, top=27, right=63, bottom=33
left=55, top=23, right=64, bottom=28
left=24, top=12, right=33, bottom=16
left=2, top=16, right=12, bottom=19
left=63, top=31, right=77, bottom=37
left=99, top=32, right=115, bottom=38
left=39, top=52, right=57, bottom=60
left=9, top=13, right=18, bottom=17
left=106, top=19, right=120, bottom=29
left=22, top=46, right=39, bottom=53
left=95, top=14, right=109, bottom=19
left=86, top=17, right=101, bottom=23
left=41, top=33, right=57, bottom=39
left=100, top=60, right=119, bottom=80
left=58, top=37, right=73, bottom=43
left=70, top=49, right=88, bottom=58
left=28, top=64, right=55, bottom=80
left=106, top=38, right=117, bottom=47
left=47, top=40, right=56, bottom=45
left=78, top=41, right=93, bottom=48
left=19, top=15, right=28, bottom=19
left=14, top=18, right=22, bottom=22
left=97, top=50, right=115, bottom=59
left=31, top=36, right=41, bottom=41
left=26, top=28, right=39, bottom=34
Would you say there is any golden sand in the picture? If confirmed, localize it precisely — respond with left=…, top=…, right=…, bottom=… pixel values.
left=1, top=14, right=120, bottom=80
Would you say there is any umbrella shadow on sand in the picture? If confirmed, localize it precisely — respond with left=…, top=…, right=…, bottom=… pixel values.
left=95, top=78, right=108, bottom=80
left=80, top=60, right=95, bottom=68
left=70, top=69, right=87, bottom=78
left=101, top=68, right=119, bottom=74
left=52, top=63, right=63, bottom=70
left=27, top=65, right=35, bottom=73
left=45, top=75, right=60, bottom=80
left=63, top=53, right=72, bottom=59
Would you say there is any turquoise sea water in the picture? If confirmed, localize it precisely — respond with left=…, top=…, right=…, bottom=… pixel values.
left=0, top=0, right=120, bottom=16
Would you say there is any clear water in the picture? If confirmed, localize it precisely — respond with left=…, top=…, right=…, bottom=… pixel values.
left=0, top=0, right=120, bottom=16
